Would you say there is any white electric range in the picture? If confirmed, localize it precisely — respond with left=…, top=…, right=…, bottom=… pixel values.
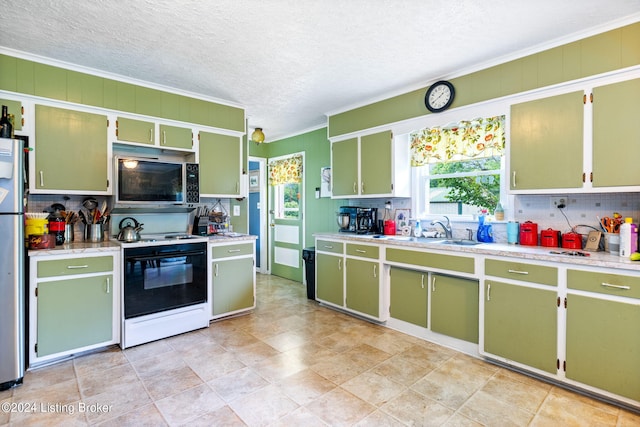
left=117, top=233, right=211, bottom=348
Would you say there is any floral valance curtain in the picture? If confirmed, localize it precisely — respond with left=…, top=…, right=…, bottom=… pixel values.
left=268, top=155, right=303, bottom=186
left=410, top=115, right=506, bottom=166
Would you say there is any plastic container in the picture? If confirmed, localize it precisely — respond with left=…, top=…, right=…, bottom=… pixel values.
left=619, top=218, right=637, bottom=257
left=476, top=215, right=494, bottom=243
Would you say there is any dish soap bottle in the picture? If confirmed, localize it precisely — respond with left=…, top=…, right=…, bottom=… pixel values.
left=476, top=214, right=494, bottom=243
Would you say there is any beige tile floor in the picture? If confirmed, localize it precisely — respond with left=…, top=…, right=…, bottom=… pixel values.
left=2, top=273, right=639, bottom=426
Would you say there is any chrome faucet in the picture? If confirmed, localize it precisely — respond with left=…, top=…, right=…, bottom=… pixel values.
left=430, top=216, right=453, bottom=239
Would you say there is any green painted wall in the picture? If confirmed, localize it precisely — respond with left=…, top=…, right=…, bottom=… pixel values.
left=249, top=127, right=342, bottom=273
left=328, top=21, right=640, bottom=137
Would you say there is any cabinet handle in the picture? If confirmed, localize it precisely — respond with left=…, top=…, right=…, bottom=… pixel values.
left=67, top=265, right=89, bottom=269
left=487, top=283, right=491, bottom=301
left=323, top=245, right=333, bottom=249
left=512, top=171, right=516, bottom=188
left=338, top=259, right=342, bottom=270
left=162, top=130, right=166, bottom=145
left=215, top=263, right=219, bottom=277
left=432, top=276, right=436, bottom=292
left=601, top=282, right=631, bottom=290
left=236, top=181, right=240, bottom=193
left=356, top=249, right=366, bottom=253
left=106, top=277, right=110, bottom=294
left=39, top=170, right=44, bottom=187
left=353, top=182, right=357, bottom=193
left=373, top=264, right=377, bottom=278
left=421, top=274, right=425, bottom=289
left=149, top=128, right=153, bottom=143
left=361, top=182, right=365, bottom=194
left=507, top=269, right=529, bottom=275
left=228, top=249, right=241, bottom=253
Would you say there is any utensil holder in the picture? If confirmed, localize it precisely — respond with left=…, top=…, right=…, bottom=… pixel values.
left=64, top=223, right=75, bottom=242
left=85, top=224, right=104, bottom=242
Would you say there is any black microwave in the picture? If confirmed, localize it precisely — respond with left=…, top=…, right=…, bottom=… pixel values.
left=114, top=157, right=199, bottom=205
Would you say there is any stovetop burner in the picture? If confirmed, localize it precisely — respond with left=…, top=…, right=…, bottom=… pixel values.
left=116, top=233, right=208, bottom=246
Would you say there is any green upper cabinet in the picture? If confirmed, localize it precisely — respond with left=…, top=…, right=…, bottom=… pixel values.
left=510, top=91, right=584, bottom=191
left=360, top=131, right=392, bottom=195
left=331, top=138, right=358, bottom=197
left=199, top=131, right=242, bottom=197
left=34, top=105, right=108, bottom=193
left=116, top=117, right=155, bottom=145
left=331, top=130, right=409, bottom=199
left=159, top=124, right=193, bottom=150
left=0, top=99, right=23, bottom=131
left=592, top=78, right=640, bottom=188
left=431, top=274, right=479, bottom=344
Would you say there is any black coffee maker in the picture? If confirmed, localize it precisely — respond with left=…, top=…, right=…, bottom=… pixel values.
left=338, top=206, right=378, bottom=234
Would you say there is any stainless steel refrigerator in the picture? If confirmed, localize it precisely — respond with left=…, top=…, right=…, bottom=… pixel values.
left=0, top=137, right=25, bottom=390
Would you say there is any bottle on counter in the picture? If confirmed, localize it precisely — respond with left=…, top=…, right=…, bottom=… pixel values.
left=0, top=105, right=12, bottom=138
left=619, top=217, right=637, bottom=257
left=494, top=202, right=504, bottom=221
left=48, top=204, right=66, bottom=246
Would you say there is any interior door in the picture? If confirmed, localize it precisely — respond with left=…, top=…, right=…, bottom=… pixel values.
left=269, top=153, right=304, bottom=282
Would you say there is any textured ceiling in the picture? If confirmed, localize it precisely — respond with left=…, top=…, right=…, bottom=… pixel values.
left=1, top=1, right=640, bottom=141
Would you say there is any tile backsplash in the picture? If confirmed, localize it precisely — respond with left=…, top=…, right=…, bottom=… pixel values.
left=348, top=192, right=640, bottom=244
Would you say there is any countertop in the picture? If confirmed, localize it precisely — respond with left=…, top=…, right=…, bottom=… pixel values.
left=314, top=233, right=640, bottom=272
left=28, top=233, right=257, bottom=257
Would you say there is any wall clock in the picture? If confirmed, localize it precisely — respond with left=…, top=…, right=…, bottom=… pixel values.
left=425, top=80, right=455, bottom=113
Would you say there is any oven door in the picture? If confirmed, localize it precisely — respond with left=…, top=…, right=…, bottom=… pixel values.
left=123, top=242, right=207, bottom=319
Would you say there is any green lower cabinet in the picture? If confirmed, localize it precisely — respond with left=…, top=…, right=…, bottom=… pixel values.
left=566, top=294, right=640, bottom=401
left=212, top=257, right=255, bottom=316
left=345, top=258, right=379, bottom=317
left=483, top=280, right=557, bottom=374
left=431, top=274, right=479, bottom=343
left=389, top=267, right=427, bottom=327
left=316, top=253, right=343, bottom=306
left=37, top=275, right=113, bottom=357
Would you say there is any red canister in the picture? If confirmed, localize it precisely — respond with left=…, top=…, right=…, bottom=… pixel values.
left=519, top=221, right=538, bottom=246
left=562, top=232, right=583, bottom=249
left=540, top=228, right=560, bottom=247
left=383, top=220, right=396, bottom=236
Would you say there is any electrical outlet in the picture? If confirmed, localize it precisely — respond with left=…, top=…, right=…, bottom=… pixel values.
left=550, top=196, right=568, bottom=209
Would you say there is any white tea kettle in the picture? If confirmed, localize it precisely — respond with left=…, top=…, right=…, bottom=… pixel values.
left=117, top=217, right=144, bottom=242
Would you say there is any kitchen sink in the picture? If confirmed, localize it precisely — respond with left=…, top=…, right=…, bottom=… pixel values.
left=436, top=239, right=483, bottom=246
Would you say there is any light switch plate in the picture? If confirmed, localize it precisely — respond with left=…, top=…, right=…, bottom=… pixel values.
left=233, top=205, right=240, bottom=216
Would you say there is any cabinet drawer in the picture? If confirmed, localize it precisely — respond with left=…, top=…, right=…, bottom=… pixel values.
left=316, top=240, right=343, bottom=254
left=212, top=243, right=253, bottom=259
left=386, top=248, right=474, bottom=274
left=37, top=256, right=113, bottom=278
left=485, top=259, right=557, bottom=286
left=568, top=269, right=640, bottom=299
left=346, top=243, right=379, bottom=259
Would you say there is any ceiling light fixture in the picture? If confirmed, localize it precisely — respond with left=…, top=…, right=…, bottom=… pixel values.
left=251, top=127, right=265, bottom=144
